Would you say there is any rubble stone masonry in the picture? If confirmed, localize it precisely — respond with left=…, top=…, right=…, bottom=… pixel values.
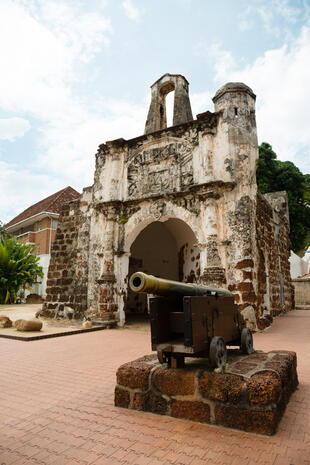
left=115, top=350, right=298, bottom=435
left=255, top=192, right=293, bottom=328
left=43, top=190, right=91, bottom=319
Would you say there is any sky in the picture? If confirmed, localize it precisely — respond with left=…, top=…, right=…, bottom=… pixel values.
left=0, top=0, right=310, bottom=223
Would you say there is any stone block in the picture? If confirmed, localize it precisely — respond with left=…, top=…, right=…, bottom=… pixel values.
left=117, top=361, right=153, bottom=391
left=0, top=316, right=13, bottom=328
left=265, top=355, right=296, bottom=386
left=133, top=392, right=146, bottom=411
left=215, top=404, right=278, bottom=435
left=26, top=294, right=44, bottom=304
left=144, top=392, right=168, bottom=415
left=265, top=352, right=298, bottom=402
left=236, top=282, right=254, bottom=292
left=246, top=353, right=268, bottom=362
left=152, top=367, right=196, bottom=395
left=242, top=270, right=253, bottom=280
left=14, top=319, right=43, bottom=331
left=99, top=304, right=108, bottom=312
left=247, top=371, right=282, bottom=405
left=171, top=400, right=210, bottom=423
left=199, top=372, right=246, bottom=403
left=114, top=386, right=130, bottom=408
left=228, top=361, right=258, bottom=375
left=99, top=311, right=116, bottom=321
left=134, top=354, right=157, bottom=363
left=233, top=293, right=240, bottom=302
left=47, top=303, right=57, bottom=309
left=241, top=292, right=257, bottom=303
left=236, top=259, right=254, bottom=269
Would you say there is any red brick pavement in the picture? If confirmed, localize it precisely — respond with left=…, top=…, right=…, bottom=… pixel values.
left=0, top=308, right=310, bottom=465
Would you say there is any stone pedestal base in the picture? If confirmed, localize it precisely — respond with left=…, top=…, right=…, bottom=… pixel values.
left=91, top=318, right=117, bottom=328
left=115, top=350, right=298, bottom=435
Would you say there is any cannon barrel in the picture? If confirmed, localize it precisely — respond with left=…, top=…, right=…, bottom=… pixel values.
left=129, top=272, right=232, bottom=297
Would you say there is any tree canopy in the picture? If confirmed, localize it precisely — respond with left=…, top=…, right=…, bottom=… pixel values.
left=256, top=142, right=310, bottom=253
left=0, top=235, right=43, bottom=304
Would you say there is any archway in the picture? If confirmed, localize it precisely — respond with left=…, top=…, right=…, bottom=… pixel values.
left=125, top=218, right=199, bottom=322
left=165, top=88, right=175, bottom=128
left=159, top=81, right=175, bottom=129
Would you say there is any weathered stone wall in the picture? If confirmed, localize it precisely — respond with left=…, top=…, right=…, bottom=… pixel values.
left=42, top=188, right=92, bottom=319
left=85, top=82, right=261, bottom=325
left=293, top=277, right=310, bottom=305
left=255, top=192, right=293, bottom=328
left=42, top=77, right=293, bottom=328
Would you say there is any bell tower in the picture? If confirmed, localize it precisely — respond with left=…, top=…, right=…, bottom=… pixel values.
left=144, top=73, right=193, bottom=134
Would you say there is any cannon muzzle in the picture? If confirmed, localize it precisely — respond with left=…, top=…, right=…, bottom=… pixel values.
left=129, top=272, right=232, bottom=297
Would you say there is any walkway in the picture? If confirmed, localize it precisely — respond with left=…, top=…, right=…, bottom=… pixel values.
left=0, top=308, right=309, bottom=465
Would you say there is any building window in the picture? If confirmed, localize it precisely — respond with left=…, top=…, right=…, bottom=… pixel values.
left=52, top=219, right=58, bottom=230
left=35, top=244, right=40, bottom=255
left=38, top=221, right=42, bottom=231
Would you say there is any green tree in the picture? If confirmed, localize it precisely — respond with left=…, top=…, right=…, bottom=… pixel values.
left=257, top=143, right=310, bottom=253
left=304, top=174, right=310, bottom=206
left=256, top=143, right=278, bottom=194
left=0, top=236, right=43, bottom=304
left=0, top=220, right=10, bottom=240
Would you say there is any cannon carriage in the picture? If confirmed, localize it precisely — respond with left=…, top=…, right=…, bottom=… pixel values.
left=129, top=272, right=253, bottom=369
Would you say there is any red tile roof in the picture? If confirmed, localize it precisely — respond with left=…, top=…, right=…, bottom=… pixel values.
left=5, top=186, right=80, bottom=228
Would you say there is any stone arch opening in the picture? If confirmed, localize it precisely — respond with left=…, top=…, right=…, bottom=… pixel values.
left=165, top=88, right=175, bottom=128
left=125, top=217, right=200, bottom=321
left=144, top=74, right=193, bottom=134
left=158, top=81, right=175, bottom=130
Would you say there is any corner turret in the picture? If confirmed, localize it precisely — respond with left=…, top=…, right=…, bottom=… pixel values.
left=212, top=82, right=258, bottom=188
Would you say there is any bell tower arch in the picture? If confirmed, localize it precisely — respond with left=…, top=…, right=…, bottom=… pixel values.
left=144, top=73, right=193, bottom=134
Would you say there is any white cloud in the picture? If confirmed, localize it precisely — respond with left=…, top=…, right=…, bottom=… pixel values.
left=0, top=95, right=148, bottom=223
left=206, top=43, right=237, bottom=83
left=122, top=0, right=142, bottom=22
left=195, top=42, right=236, bottom=82
left=0, top=161, right=66, bottom=223
left=0, top=118, right=30, bottom=141
left=268, top=0, right=301, bottom=23
left=190, top=91, right=213, bottom=116
left=238, top=0, right=303, bottom=34
left=0, top=0, right=112, bottom=119
left=203, top=25, right=310, bottom=173
left=0, top=0, right=115, bottom=220
left=36, top=99, right=147, bottom=182
left=239, top=7, right=254, bottom=32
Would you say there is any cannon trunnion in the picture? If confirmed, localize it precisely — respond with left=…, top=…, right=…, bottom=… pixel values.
left=129, top=272, right=253, bottom=369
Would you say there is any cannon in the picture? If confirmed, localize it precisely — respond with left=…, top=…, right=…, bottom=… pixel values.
left=129, top=272, right=253, bottom=369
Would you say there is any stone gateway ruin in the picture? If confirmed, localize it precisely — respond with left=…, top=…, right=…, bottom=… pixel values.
left=42, top=74, right=293, bottom=329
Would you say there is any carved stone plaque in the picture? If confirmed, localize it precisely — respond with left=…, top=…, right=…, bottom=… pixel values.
left=127, top=141, right=193, bottom=199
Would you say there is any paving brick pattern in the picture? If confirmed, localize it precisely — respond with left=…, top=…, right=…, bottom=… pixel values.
left=1, top=308, right=310, bottom=465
